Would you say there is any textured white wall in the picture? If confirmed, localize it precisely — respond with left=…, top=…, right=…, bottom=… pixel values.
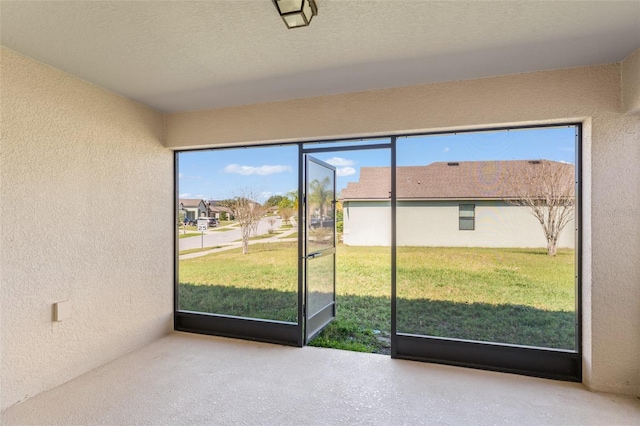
left=344, top=201, right=575, bottom=249
left=165, top=64, right=640, bottom=397
left=622, top=48, right=640, bottom=114
left=0, top=48, right=174, bottom=410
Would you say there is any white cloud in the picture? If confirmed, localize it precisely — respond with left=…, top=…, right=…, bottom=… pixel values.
left=326, top=157, right=355, bottom=166
left=336, top=167, right=356, bottom=177
left=179, top=193, right=190, bottom=197
left=444, top=147, right=450, bottom=153
left=259, top=191, right=272, bottom=201
left=195, top=194, right=204, bottom=198
left=178, top=173, right=183, bottom=178
left=224, top=164, right=292, bottom=175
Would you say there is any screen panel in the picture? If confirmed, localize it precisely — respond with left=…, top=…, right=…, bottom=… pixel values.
left=395, top=126, right=577, bottom=351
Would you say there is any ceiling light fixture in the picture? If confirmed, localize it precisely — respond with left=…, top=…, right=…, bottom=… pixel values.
left=273, top=0, right=318, bottom=29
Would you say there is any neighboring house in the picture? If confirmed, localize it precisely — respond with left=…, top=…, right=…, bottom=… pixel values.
left=341, top=160, right=575, bottom=248
left=206, top=200, right=232, bottom=220
left=178, top=199, right=208, bottom=220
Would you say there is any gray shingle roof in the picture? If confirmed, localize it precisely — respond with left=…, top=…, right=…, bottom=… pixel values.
left=340, top=160, right=574, bottom=200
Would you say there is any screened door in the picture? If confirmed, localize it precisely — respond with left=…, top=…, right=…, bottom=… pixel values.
left=304, top=156, right=337, bottom=342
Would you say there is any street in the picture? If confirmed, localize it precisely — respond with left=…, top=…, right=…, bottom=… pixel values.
left=178, top=217, right=298, bottom=259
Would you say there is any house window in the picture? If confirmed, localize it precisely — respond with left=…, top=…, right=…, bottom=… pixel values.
left=459, top=204, right=475, bottom=230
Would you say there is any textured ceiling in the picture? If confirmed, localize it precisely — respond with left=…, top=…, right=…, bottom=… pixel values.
left=1, top=1, right=639, bottom=113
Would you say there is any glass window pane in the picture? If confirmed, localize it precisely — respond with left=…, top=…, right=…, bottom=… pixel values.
left=459, top=217, right=474, bottom=230
left=177, top=145, right=299, bottom=323
left=307, top=253, right=334, bottom=317
left=396, top=127, right=577, bottom=351
left=307, top=160, right=335, bottom=253
left=459, top=204, right=475, bottom=217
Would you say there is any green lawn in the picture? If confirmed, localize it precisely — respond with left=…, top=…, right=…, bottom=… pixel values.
left=232, top=232, right=283, bottom=242
left=180, top=246, right=224, bottom=255
left=178, top=243, right=575, bottom=352
left=279, top=232, right=298, bottom=239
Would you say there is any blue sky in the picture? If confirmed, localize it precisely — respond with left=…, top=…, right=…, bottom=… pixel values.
left=178, top=126, right=576, bottom=202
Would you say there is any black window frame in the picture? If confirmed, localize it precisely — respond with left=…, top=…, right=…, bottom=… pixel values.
left=174, top=122, right=582, bottom=383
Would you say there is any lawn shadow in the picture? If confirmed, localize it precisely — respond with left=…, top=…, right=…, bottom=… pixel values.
left=178, top=283, right=575, bottom=352
left=397, top=297, right=576, bottom=350
left=179, top=283, right=297, bottom=322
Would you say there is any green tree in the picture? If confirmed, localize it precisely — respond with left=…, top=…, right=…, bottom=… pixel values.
left=265, top=195, right=285, bottom=207
left=309, top=177, right=332, bottom=220
left=277, top=191, right=299, bottom=225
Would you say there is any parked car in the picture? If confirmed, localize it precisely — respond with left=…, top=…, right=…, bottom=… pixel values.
left=310, top=218, right=334, bottom=229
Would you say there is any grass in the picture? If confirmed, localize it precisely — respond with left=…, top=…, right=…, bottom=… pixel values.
left=232, top=233, right=283, bottom=242
left=279, top=232, right=298, bottom=239
left=179, top=242, right=298, bottom=321
left=178, top=244, right=575, bottom=352
left=178, top=233, right=202, bottom=239
left=180, top=246, right=224, bottom=255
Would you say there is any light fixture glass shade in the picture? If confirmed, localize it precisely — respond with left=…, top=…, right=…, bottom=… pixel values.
left=274, top=0, right=317, bottom=29
left=276, top=0, right=302, bottom=14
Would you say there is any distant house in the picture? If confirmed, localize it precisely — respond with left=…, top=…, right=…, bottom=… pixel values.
left=178, top=199, right=208, bottom=220
left=206, top=200, right=232, bottom=220
left=340, top=160, right=575, bottom=248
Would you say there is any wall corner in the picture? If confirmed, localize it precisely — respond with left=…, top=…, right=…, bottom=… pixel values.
left=621, top=48, right=640, bottom=115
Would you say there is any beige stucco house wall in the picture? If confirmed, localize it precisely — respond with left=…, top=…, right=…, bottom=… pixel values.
left=2, top=45, right=639, bottom=410
left=343, top=200, right=575, bottom=249
left=0, top=48, right=174, bottom=410
left=166, top=51, right=640, bottom=397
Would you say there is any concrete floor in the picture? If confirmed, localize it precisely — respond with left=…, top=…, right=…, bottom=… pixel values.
left=3, top=332, right=640, bottom=425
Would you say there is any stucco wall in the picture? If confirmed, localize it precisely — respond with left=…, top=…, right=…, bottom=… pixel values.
left=621, top=48, right=640, bottom=114
left=165, top=65, right=619, bottom=148
left=343, top=201, right=575, bottom=249
left=165, top=63, right=640, bottom=397
left=0, top=48, right=174, bottom=410
left=343, top=201, right=391, bottom=246
left=588, top=112, right=640, bottom=396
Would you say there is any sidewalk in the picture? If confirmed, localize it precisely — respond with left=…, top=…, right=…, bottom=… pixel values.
left=179, top=219, right=298, bottom=260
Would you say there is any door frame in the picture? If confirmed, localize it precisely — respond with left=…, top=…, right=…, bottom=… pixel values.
left=299, top=143, right=393, bottom=345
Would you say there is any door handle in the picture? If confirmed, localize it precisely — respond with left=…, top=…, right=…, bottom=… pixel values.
left=307, top=252, right=322, bottom=259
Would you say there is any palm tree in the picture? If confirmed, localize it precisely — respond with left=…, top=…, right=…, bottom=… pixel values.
left=309, top=177, right=333, bottom=223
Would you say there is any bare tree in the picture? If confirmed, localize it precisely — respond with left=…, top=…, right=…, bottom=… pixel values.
left=504, top=160, right=575, bottom=256
left=278, top=206, right=295, bottom=225
left=219, top=189, right=263, bottom=254
left=267, top=216, right=277, bottom=234
left=250, top=204, right=268, bottom=237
